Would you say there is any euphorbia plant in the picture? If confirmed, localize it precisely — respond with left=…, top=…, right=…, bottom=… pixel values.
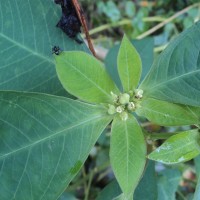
left=55, top=35, right=147, bottom=199
left=0, top=0, right=199, bottom=198
left=53, top=22, right=200, bottom=199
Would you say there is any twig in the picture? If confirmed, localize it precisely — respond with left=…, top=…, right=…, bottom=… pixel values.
left=67, top=161, right=110, bottom=191
left=82, top=166, right=87, bottom=195
left=136, top=3, right=200, bottom=39
left=176, top=190, right=187, bottom=200
left=71, top=0, right=97, bottom=57
left=84, top=170, right=94, bottom=200
left=87, top=17, right=166, bottom=36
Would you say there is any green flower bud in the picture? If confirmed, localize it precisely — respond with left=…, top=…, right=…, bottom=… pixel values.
left=135, top=89, right=143, bottom=99
left=116, top=106, right=124, bottom=113
left=108, top=104, right=116, bottom=115
left=119, top=93, right=130, bottom=105
left=110, top=91, right=118, bottom=103
left=127, top=102, right=135, bottom=111
left=120, top=111, right=128, bottom=121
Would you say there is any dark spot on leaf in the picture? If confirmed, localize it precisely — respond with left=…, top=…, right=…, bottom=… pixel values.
left=70, top=160, right=82, bottom=175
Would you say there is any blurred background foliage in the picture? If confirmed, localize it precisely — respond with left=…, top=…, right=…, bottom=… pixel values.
left=80, top=0, right=200, bottom=50
left=60, top=1, right=200, bottom=199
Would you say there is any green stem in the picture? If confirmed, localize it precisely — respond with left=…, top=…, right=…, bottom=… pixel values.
left=82, top=167, right=87, bottom=194
left=136, top=3, right=200, bottom=39
left=86, top=16, right=166, bottom=36
left=67, top=161, right=110, bottom=191
left=154, top=44, right=168, bottom=52
left=84, top=170, right=94, bottom=200
left=88, top=19, right=131, bottom=36
left=177, top=190, right=187, bottom=200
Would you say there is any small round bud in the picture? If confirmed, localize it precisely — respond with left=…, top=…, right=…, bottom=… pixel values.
left=127, top=102, right=135, bottom=111
left=135, top=89, right=143, bottom=99
left=110, top=91, right=118, bottom=103
left=120, top=112, right=128, bottom=121
left=108, top=104, right=116, bottom=115
left=116, top=106, right=124, bottom=113
left=119, top=93, right=130, bottom=105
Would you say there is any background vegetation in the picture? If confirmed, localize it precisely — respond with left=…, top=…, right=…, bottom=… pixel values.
left=61, top=1, right=200, bottom=199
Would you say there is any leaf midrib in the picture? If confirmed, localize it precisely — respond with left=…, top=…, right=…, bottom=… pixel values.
left=145, top=65, right=200, bottom=91
left=62, top=56, right=113, bottom=100
left=0, top=114, right=107, bottom=160
left=150, top=136, right=199, bottom=161
left=124, top=40, right=130, bottom=91
left=124, top=121, right=129, bottom=185
left=0, top=33, right=53, bottom=64
left=142, top=106, right=197, bottom=123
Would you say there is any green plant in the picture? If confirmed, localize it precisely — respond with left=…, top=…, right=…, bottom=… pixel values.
left=0, top=0, right=200, bottom=199
left=53, top=23, right=200, bottom=199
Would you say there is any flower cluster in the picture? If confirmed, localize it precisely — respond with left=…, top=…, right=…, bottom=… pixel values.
left=107, top=89, right=143, bottom=121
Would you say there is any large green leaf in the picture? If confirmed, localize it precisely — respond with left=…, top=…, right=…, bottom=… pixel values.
left=136, top=98, right=200, bottom=126
left=55, top=51, right=119, bottom=103
left=117, top=35, right=142, bottom=92
left=0, top=91, right=112, bottom=200
left=110, top=114, right=146, bottom=199
left=140, top=21, right=200, bottom=107
left=148, top=129, right=200, bottom=164
left=157, top=169, right=181, bottom=200
left=105, top=38, right=154, bottom=91
left=0, top=0, right=88, bottom=96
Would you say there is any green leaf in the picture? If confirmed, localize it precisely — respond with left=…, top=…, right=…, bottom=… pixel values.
left=97, top=161, right=157, bottom=200
left=58, top=192, right=78, bottom=200
left=134, top=161, right=157, bottom=200
left=157, top=169, right=181, bottom=200
left=101, top=1, right=121, bottom=22
left=96, top=180, right=122, bottom=200
left=0, top=0, right=88, bottom=96
left=136, top=98, right=200, bottom=126
left=148, top=129, right=200, bottom=164
left=0, top=91, right=112, bottom=200
left=140, top=21, right=200, bottom=107
left=55, top=51, right=119, bottom=103
left=110, top=114, right=146, bottom=198
left=105, top=38, right=154, bottom=91
left=117, top=35, right=142, bottom=92
left=97, top=162, right=157, bottom=200
left=125, top=1, right=135, bottom=18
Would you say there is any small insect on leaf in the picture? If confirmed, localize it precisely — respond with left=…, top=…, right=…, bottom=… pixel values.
left=52, top=46, right=61, bottom=55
